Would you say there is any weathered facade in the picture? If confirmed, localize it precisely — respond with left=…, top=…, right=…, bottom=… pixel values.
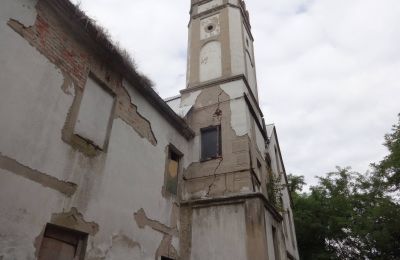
left=0, top=0, right=299, bottom=259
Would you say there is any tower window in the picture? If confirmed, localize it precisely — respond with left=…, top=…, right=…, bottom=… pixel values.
left=201, top=126, right=221, bottom=161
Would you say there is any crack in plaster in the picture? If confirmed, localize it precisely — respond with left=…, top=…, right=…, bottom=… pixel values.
left=0, top=152, right=77, bottom=196
left=205, top=90, right=224, bottom=197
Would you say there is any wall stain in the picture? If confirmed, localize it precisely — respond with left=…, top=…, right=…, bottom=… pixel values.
left=86, top=234, right=142, bottom=259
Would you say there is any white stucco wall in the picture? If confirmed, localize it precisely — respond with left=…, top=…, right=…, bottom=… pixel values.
left=197, top=0, right=223, bottom=14
left=229, top=7, right=245, bottom=76
left=220, top=81, right=252, bottom=137
left=245, top=52, right=257, bottom=98
left=242, top=25, right=258, bottom=100
left=200, top=14, right=221, bottom=40
left=199, top=41, right=222, bottom=82
left=0, top=1, right=192, bottom=258
left=190, top=204, right=247, bottom=260
left=75, top=77, right=115, bottom=149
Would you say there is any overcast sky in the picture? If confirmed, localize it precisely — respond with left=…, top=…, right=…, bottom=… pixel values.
left=72, top=0, right=400, bottom=186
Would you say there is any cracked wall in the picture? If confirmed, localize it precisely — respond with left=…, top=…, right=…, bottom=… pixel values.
left=0, top=0, right=191, bottom=259
left=181, top=84, right=262, bottom=200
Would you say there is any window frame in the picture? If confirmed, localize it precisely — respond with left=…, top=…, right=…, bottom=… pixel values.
left=164, top=144, right=183, bottom=197
left=73, top=73, right=116, bottom=151
left=200, top=125, right=222, bottom=161
left=38, top=223, right=88, bottom=260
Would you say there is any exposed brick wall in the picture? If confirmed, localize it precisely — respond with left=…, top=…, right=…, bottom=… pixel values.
left=9, top=3, right=89, bottom=89
left=7, top=0, right=157, bottom=148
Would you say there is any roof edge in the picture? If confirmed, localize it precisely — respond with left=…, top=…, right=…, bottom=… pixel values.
left=44, top=0, right=195, bottom=140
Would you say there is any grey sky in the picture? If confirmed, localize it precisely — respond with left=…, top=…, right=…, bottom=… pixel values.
left=72, top=0, right=400, bottom=186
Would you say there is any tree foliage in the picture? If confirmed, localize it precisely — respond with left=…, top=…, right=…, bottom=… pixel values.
left=373, top=113, right=400, bottom=192
left=289, top=169, right=400, bottom=259
left=288, top=115, right=400, bottom=259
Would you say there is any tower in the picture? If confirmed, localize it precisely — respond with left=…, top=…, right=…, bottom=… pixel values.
left=178, top=1, right=285, bottom=259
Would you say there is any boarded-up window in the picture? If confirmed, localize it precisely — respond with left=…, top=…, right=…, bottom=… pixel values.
left=74, top=75, right=115, bottom=150
left=165, top=145, right=182, bottom=195
left=38, top=224, right=87, bottom=260
left=201, top=126, right=221, bottom=160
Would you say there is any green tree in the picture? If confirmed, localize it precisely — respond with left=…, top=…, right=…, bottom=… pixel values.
left=289, top=168, right=400, bottom=259
left=287, top=174, right=305, bottom=194
left=373, top=114, right=400, bottom=192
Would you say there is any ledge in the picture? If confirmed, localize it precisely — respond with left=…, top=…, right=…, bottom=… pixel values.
left=180, top=192, right=283, bottom=222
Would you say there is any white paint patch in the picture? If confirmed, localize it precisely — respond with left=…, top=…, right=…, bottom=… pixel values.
left=200, top=14, right=221, bottom=40
left=229, top=99, right=251, bottom=136
left=74, top=77, right=115, bottom=149
left=180, top=90, right=201, bottom=108
left=220, top=82, right=251, bottom=136
left=220, top=81, right=246, bottom=98
left=190, top=204, right=247, bottom=260
left=229, top=7, right=245, bottom=76
left=198, top=0, right=223, bottom=13
left=1, top=0, right=38, bottom=26
left=200, top=41, right=222, bottom=82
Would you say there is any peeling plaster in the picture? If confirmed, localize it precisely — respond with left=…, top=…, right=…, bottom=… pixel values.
left=115, top=86, right=158, bottom=146
left=60, top=71, right=75, bottom=96
left=134, top=208, right=179, bottom=259
left=221, top=81, right=250, bottom=136
left=50, top=207, right=99, bottom=235
left=2, top=0, right=38, bottom=27
left=134, top=208, right=177, bottom=236
left=0, top=152, right=77, bottom=196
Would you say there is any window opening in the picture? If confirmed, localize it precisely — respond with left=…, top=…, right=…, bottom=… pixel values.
left=201, top=126, right=221, bottom=160
left=38, top=224, right=87, bottom=260
left=165, top=146, right=182, bottom=195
